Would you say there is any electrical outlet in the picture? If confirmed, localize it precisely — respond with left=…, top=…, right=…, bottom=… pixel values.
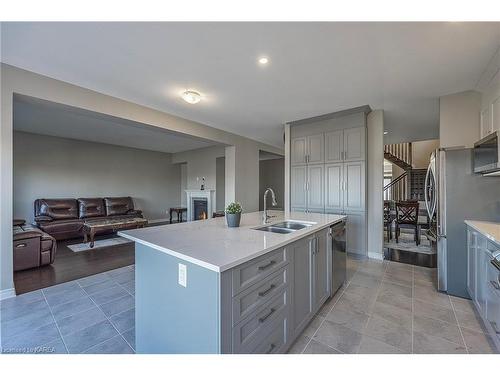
left=178, top=263, right=187, bottom=287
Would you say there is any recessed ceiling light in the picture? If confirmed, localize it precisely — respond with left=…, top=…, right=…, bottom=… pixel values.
left=181, top=90, right=202, bottom=104
left=258, top=57, right=269, bottom=65
left=383, top=130, right=389, bottom=135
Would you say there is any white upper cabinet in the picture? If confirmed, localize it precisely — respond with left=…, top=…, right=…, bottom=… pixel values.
left=480, top=108, right=492, bottom=138
left=307, top=134, right=325, bottom=164
left=325, top=130, right=343, bottom=163
left=324, top=163, right=343, bottom=211
left=291, top=137, right=307, bottom=165
left=343, top=161, right=365, bottom=212
left=307, top=164, right=324, bottom=211
left=290, top=166, right=307, bottom=209
left=343, top=127, right=365, bottom=162
left=492, top=96, right=500, bottom=132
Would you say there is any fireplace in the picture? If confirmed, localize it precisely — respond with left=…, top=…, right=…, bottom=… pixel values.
left=193, top=198, right=208, bottom=221
left=185, top=190, right=216, bottom=221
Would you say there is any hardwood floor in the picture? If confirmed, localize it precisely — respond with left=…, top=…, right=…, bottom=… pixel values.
left=13, top=234, right=135, bottom=295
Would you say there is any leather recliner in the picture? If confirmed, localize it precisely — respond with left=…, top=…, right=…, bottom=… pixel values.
left=13, top=224, right=57, bottom=271
left=34, top=197, right=143, bottom=240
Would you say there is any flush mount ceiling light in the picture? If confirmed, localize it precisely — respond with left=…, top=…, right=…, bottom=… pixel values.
left=383, top=130, right=389, bottom=135
left=258, top=56, right=269, bottom=65
left=181, top=90, right=202, bottom=104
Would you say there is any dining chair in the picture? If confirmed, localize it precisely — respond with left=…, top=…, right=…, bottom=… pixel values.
left=395, top=200, right=420, bottom=246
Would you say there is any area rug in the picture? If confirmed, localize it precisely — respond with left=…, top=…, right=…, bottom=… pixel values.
left=383, top=230, right=434, bottom=254
left=67, top=237, right=133, bottom=252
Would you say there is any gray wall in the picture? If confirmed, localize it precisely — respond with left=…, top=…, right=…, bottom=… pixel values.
left=259, top=158, right=285, bottom=210
left=216, top=157, right=225, bottom=212
left=14, top=131, right=181, bottom=223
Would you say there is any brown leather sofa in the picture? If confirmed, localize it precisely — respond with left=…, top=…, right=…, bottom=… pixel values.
left=14, top=224, right=57, bottom=271
left=34, top=197, right=143, bottom=240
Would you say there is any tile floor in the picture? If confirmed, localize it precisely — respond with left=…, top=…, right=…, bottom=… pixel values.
left=288, top=257, right=498, bottom=354
left=1, top=265, right=135, bottom=354
left=1, top=257, right=498, bottom=354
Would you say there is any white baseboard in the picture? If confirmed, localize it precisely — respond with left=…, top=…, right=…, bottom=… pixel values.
left=0, top=288, right=16, bottom=301
left=147, top=218, right=170, bottom=224
left=368, top=251, right=384, bottom=261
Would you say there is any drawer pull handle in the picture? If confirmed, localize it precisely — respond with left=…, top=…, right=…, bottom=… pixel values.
left=15, top=243, right=27, bottom=248
left=258, top=284, right=276, bottom=297
left=258, top=260, right=276, bottom=271
left=265, top=343, right=276, bottom=354
left=490, top=280, right=500, bottom=290
left=491, top=322, right=500, bottom=334
left=258, top=308, right=276, bottom=323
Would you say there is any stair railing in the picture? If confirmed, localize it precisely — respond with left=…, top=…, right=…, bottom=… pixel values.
left=384, top=142, right=412, bottom=169
left=383, top=171, right=408, bottom=201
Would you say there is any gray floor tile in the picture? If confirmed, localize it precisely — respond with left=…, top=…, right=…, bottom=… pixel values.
left=413, top=314, right=464, bottom=345
left=89, top=285, right=129, bottom=305
left=371, top=301, right=412, bottom=329
left=325, top=304, right=370, bottom=334
left=357, top=335, right=405, bottom=354
left=455, top=309, right=486, bottom=333
left=82, top=279, right=120, bottom=295
left=1, top=322, right=61, bottom=350
left=313, top=320, right=363, bottom=354
left=287, top=334, right=310, bottom=354
left=0, top=290, right=44, bottom=311
left=122, top=327, right=135, bottom=350
left=84, top=335, right=134, bottom=354
left=379, top=281, right=412, bottom=298
left=339, top=290, right=377, bottom=314
left=449, top=296, right=476, bottom=315
left=121, top=280, right=135, bottom=295
left=302, top=315, right=323, bottom=337
left=63, top=320, right=119, bottom=353
left=1, top=305, right=54, bottom=339
left=106, top=267, right=131, bottom=278
left=350, top=273, right=383, bottom=289
left=42, top=281, right=81, bottom=298
left=364, top=315, right=412, bottom=353
left=39, top=337, right=68, bottom=354
left=57, top=306, right=107, bottom=336
left=100, top=295, right=135, bottom=317
left=414, top=299, right=457, bottom=324
left=383, top=272, right=413, bottom=287
left=461, top=327, right=497, bottom=354
left=51, top=296, right=96, bottom=321
left=376, top=289, right=412, bottom=312
left=413, top=331, right=467, bottom=354
left=303, top=339, right=341, bottom=354
left=109, top=308, right=135, bottom=333
left=45, top=287, right=87, bottom=307
left=111, top=270, right=135, bottom=285
left=414, top=285, right=452, bottom=308
left=77, top=272, right=112, bottom=288
left=1, top=299, right=48, bottom=322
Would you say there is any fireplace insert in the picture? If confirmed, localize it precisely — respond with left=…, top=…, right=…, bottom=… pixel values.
left=193, top=198, right=208, bottom=220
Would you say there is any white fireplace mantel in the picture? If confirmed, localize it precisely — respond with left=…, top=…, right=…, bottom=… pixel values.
left=185, top=190, right=216, bottom=221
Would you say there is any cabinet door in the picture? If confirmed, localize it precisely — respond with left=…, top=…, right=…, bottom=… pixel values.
left=313, top=231, right=330, bottom=312
left=291, top=137, right=307, bottom=165
left=480, top=108, right=492, bottom=138
left=291, top=237, right=314, bottom=337
left=291, top=166, right=307, bottom=209
left=343, top=127, right=365, bottom=162
left=307, top=134, right=324, bottom=164
left=324, top=163, right=343, bottom=212
left=343, top=161, right=365, bottom=212
left=476, top=235, right=488, bottom=313
left=345, top=212, right=366, bottom=256
left=493, top=97, right=500, bottom=133
left=325, top=130, right=343, bottom=163
left=307, top=164, right=324, bottom=212
left=467, top=229, right=476, bottom=299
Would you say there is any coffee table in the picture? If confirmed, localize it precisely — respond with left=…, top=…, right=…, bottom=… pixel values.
left=83, top=217, right=148, bottom=248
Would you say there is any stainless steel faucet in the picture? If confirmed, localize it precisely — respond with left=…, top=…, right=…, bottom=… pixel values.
left=263, top=188, right=278, bottom=224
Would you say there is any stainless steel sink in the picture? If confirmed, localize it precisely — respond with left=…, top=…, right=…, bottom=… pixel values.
left=253, top=220, right=316, bottom=234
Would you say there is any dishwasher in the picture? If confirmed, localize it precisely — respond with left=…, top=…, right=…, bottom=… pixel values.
left=329, top=220, right=346, bottom=295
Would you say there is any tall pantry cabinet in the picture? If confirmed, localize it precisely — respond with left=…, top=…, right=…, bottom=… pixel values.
left=289, top=113, right=367, bottom=257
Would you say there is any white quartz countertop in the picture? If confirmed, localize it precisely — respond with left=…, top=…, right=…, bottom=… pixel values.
left=119, top=210, right=346, bottom=272
left=464, top=220, right=500, bottom=247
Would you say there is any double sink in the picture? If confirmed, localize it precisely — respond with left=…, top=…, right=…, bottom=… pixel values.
left=253, top=220, right=316, bottom=234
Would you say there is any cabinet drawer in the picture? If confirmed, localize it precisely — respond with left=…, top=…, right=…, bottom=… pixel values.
left=232, top=289, right=288, bottom=353
left=13, top=237, right=40, bottom=271
left=251, top=314, right=287, bottom=354
left=232, top=248, right=288, bottom=296
left=232, top=267, right=288, bottom=325
left=486, top=282, right=500, bottom=338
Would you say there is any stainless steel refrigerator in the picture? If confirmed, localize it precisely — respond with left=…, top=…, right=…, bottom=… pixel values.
left=425, top=148, right=500, bottom=298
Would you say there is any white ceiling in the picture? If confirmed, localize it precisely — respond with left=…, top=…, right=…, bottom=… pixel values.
left=13, top=95, right=221, bottom=153
left=2, top=22, right=500, bottom=146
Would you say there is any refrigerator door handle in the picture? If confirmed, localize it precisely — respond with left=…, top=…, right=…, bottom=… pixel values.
left=424, top=163, right=432, bottom=218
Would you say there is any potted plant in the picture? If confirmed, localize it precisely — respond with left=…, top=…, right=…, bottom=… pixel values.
left=225, top=202, right=242, bottom=228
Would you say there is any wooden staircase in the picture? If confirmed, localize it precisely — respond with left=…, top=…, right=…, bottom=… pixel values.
left=384, top=143, right=427, bottom=201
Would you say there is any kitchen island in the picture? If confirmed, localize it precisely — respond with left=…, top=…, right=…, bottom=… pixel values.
left=119, top=210, right=346, bottom=354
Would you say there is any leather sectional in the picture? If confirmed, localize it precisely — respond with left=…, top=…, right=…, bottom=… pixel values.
left=13, top=224, right=57, bottom=271
left=34, top=196, right=143, bottom=240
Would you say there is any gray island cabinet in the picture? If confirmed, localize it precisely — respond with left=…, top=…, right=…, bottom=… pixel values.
left=119, top=211, right=345, bottom=354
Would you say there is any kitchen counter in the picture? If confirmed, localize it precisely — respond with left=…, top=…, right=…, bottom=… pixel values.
left=119, top=210, right=345, bottom=272
left=464, top=220, right=500, bottom=247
